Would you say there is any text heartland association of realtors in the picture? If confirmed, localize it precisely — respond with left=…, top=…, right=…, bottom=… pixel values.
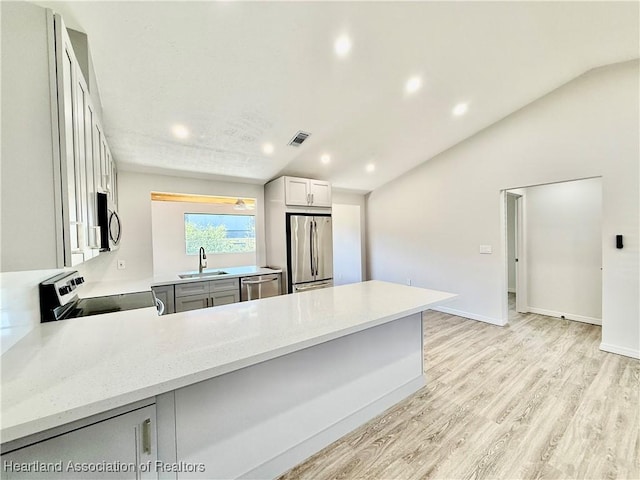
left=3, top=460, right=206, bottom=473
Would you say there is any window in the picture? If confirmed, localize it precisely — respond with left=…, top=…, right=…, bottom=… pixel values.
left=185, top=214, right=255, bottom=254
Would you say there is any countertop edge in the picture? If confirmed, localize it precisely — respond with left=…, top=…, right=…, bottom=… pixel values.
left=0, top=291, right=455, bottom=444
left=150, top=267, right=283, bottom=288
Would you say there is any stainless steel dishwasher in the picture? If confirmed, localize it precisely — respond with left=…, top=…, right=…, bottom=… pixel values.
left=240, top=274, right=282, bottom=301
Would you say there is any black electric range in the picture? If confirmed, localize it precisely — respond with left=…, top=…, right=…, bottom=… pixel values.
left=40, top=271, right=156, bottom=322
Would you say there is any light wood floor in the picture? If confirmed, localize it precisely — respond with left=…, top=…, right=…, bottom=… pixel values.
left=279, top=294, right=640, bottom=480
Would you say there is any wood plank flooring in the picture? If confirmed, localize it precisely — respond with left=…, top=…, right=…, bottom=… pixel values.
left=279, top=295, right=640, bottom=480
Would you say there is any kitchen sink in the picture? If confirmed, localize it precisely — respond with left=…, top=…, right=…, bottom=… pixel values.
left=178, top=271, right=228, bottom=279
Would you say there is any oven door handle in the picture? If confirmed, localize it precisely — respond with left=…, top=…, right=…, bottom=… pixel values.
left=155, top=297, right=165, bottom=315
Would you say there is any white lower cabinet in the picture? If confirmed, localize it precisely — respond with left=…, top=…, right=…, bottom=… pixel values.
left=1, top=405, right=157, bottom=480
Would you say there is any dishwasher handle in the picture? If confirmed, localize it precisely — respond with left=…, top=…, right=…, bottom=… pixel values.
left=241, top=276, right=279, bottom=285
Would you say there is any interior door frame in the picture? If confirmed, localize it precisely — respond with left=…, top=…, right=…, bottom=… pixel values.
left=501, top=176, right=603, bottom=324
left=514, top=194, right=528, bottom=313
left=501, top=189, right=527, bottom=324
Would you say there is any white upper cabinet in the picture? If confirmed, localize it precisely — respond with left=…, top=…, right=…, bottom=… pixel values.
left=284, top=176, right=331, bottom=207
left=0, top=4, right=117, bottom=271
left=309, top=179, right=332, bottom=207
left=284, top=177, right=310, bottom=206
left=52, top=12, right=116, bottom=266
left=55, top=15, right=86, bottom=266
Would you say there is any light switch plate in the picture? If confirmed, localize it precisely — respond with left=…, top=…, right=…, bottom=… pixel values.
left=479, top=245, right=492, bottom=254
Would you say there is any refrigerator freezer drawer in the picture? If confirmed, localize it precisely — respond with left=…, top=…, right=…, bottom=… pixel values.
left=292, top=280, right=333, bottom=293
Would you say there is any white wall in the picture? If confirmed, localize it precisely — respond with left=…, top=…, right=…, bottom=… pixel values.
left=525, top=178, right=602, bottom=323
left=332, top=191, right=367, bottom=282
left=77, top=171, right=266, bottom=282
left=366, top=61, right=639, bottom=358
left=332, top=204, right=362, bottom=285
left=151, top=200, right=256, bottom=276
left=506, top=194, right=517, bottom=292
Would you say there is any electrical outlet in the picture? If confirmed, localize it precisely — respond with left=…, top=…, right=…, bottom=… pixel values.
left=117, top=260, right=126, bottom=270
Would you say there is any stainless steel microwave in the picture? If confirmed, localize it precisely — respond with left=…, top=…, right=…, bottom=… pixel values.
left=97, top=192, right=121, bottom=251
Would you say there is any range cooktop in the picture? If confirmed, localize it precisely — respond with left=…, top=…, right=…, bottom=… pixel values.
left=40, top=271, right=156, bottom=322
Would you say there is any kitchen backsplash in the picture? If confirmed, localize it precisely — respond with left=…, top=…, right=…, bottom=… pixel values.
left=0, top=269, right=64, bottom=353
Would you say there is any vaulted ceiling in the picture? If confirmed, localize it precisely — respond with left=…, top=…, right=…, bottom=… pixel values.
left=38, top=1, right=639, bottom=192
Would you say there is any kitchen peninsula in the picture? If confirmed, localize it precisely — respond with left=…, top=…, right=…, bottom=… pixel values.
left=1, top=281, right=455, bottom=479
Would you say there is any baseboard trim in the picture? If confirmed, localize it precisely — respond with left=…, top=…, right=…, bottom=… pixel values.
left=527, top=307, right=601, bottom=325
left=241, top=376, right=426, bottom=479
left=431, top=306, right=506, bottom=326
left=600, top=343, right=640, bottom=359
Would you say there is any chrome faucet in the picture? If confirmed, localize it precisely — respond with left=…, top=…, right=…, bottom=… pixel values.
left=198, top=247, right=207, bottom=273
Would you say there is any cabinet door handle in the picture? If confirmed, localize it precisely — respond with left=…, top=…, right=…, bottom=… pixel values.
left=311, top=193, right=314, bottom=204
left=142, top=418, right=151, bottom=454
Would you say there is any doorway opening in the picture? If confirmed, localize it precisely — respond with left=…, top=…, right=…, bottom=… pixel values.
left=502, top=177, right=602, bottom=326
left=506, top=191, right=523, bottom=318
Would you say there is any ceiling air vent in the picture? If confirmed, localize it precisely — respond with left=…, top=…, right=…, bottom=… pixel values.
left=288, top=130, right=311, bottom=147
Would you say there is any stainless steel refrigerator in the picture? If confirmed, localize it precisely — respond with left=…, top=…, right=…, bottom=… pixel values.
left=286, top=213, right=333, bottom=292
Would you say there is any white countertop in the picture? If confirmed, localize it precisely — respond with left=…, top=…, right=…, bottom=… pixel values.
left=151, top=265, right=282, bottom=287
left=80, top=266, right=282, bottom=297
left=0, top=281, right=455, bottom=444
left=80, top=265, right=282, bottom=298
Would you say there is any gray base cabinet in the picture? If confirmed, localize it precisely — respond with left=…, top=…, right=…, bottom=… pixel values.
left=174, top=278, right=240, bottom=313
left=151, top=286, right=175, bottom=315
left=1, top=405, right=157, bottom=480
left=175, top=293, right=209, bottom=313
left=211, top=290, right=239, bottom=306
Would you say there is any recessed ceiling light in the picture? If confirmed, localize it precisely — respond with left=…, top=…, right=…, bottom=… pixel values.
left=405, top=76, right=422, bottom=94
left=321, top=154, right=331, bottom=164
left=366, top=163, right=375, bottom=173
left=262, top=143, right=274, bottom=155
left=452, top=103, right=468, bottom=116
left=172, top=124, right=189, bottom=139
left=334, top=35, right=352, bottom=58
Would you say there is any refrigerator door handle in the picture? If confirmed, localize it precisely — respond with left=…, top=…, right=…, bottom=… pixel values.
left=313, top=220, right=320, bottom=277
left=309, top=220, right=315, bottom=278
